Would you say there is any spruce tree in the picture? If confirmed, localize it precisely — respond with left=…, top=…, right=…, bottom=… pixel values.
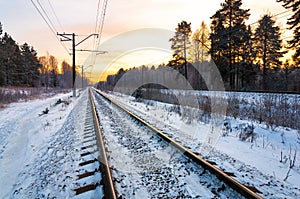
left=239, top=25, right=257, bottom=89
left=277, top=0, right=300, bottom=65
left=210, top=10, right=229, bottom=84
left=0, top=33, right=20, bottom=85
left=20, top=43, right=41, bottom=86
left=254, top=14, right=286, bottom=90
left=0, top=22, right=3, bottom=85
left=0, top=23, right=40, bottom=86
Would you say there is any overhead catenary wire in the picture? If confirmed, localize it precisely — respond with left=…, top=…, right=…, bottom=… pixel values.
left=96, top=0, right=108, bottom=48
left=90, top=0, right=109, bottom=66
left=89, top=0, right=102, bottom=66
left=36, top=0, right=56, bottom=32
left=93, top=0, right=102, bottom=51
left=30, top=0, right=70, bottom=54
left=47, top=0, right=64, bottom=31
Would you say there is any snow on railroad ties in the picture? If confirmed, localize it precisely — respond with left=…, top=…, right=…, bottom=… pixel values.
left=105, top=90, right=300, bottom=198
left=0, top=89, right=95, bottom=198
left=93, top=92, right=244, bottom=198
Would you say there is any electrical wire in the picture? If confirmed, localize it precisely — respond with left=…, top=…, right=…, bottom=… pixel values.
left=212, top=9, right=293, bottom=38
left=30, top=0, right=70, bottom=54
left=47, top=0, right=64, bottom=31
left=36, top=0, right=56, bottom=32
left=96, top=0, right=108, bottom=48
left=93, top=0, right=102, bottom=50
left=91, top=0, right=109, bottom=65
left=31, top=0, right=55, bottom=35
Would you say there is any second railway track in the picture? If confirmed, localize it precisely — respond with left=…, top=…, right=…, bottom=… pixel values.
left=89, top=88, right=263, bottom=199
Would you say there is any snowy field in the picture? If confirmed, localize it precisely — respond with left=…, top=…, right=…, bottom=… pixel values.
left=0, top=89, right=101, bottom=198
left=0, top=87, right=299, bottom=198
left=103, top=90, right=300, bottom=198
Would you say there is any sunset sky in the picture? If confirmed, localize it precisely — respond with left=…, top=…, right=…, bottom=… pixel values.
left=0, top=0, right=292, bottom=82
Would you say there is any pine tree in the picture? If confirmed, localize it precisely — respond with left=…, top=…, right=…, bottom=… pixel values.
left=169, top=20, right=192, bottom=78
left=277, top=0, right=300, bottom=65
left=210, top=0, right=250, bottom=90
left=210, top=10, right=227, bottom=78
left=238, top=25, right=258, bottom=89
left=254, top=14, right=286, bottom=90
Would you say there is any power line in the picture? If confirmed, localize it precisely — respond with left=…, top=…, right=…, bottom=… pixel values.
left=211, top=9, right=293, bottom=38
left=31, top=0, right=55, bottom=35
left=91, top=0, right=109, bottom=65
left=36, top=0, right=70, bottom=53
left=92, top=0, right=102, bottom=53
left=94, top=0, right=102, bottom=39
left=96, top=0, right=108, bottom=47
left=36, top=0, right=56, bottom=32
left=47, top=0, right=64, bottom=31
left=30, top=0, right=70, bottom=54
left=272, top=9, right=293, bottom=18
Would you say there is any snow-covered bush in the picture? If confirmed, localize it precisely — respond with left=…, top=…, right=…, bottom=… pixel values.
left=239, top=123, right=256, bottom=142
left=222, top=120, right=232, bottom=136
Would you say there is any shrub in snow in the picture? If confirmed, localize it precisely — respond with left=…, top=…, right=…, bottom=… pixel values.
left=132, top=88, right=143, bottom=102
left=167, top=105, right=181, bottom=116
left=39, top=107, right=49, bottom=116
left=239, top=123, right=255, bottom=142
left=222, top=120, right=232, bottom=136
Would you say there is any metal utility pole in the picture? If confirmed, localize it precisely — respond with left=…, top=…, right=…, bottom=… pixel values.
left=72, top=33, right=76, bottom=97
left=81, top=65, right=84, bottom=89
left=57, top=33, right=100, bottom=97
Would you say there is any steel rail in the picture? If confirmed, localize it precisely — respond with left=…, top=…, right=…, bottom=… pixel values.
left=93, top=88, right=263, bottom=199
left=89, top=88, right=117, bottom=199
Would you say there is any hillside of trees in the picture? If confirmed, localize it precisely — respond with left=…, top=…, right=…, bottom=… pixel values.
left=99, top=0, right=300, bottom=93
left=0, top=22, right=88, bottom=89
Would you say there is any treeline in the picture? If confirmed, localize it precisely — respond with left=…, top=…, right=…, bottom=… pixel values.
left=0, top=23, right=40, bottom=86
left=0, top=22, right=89, bottom=89
left=100, top=0, right=300, bottom=93
left=38, top=55, right=73, bottom=89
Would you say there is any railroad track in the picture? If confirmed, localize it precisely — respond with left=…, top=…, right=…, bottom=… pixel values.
left=89, top=88, right=263, bottom=199
left=72, top=89, right=116, bottom=198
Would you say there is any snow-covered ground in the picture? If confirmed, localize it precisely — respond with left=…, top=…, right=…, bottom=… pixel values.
left=93, top=91, right=244, bottom=198
left=0, top=89, right=101, bottom=198
left=1, top=87, right=299, bottom=198
left=103, top=90, right=300, bottom=198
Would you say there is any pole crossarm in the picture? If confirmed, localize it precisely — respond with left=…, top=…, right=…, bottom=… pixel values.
left=57, top=33, right=73, bottom=41
left=76, top=33, right=99, bottom=47
left=76, top=49, right=108, bottom=54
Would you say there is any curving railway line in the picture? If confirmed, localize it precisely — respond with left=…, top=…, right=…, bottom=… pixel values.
left=74, top=88, right=263, bottom=198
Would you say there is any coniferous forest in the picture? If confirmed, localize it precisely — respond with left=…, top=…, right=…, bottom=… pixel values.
left=0, top=23, right=41, bottom=87
left=100, top=0, right=300, bottom=93
left=0, top=22, right=88, bottom=89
